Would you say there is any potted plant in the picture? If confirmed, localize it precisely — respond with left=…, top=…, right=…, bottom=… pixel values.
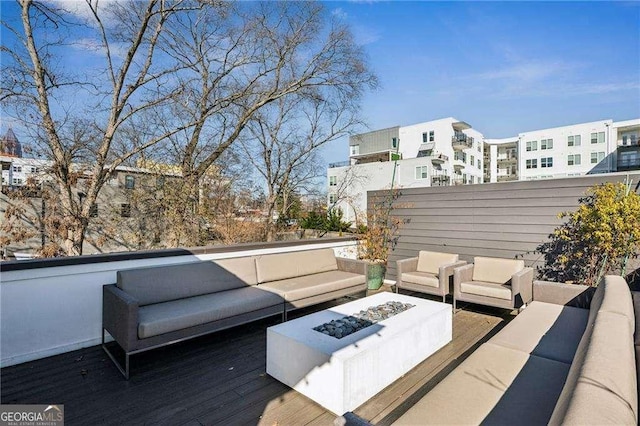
left=357, top=190, right=404, bottom=290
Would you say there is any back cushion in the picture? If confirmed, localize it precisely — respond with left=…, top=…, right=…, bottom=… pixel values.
left=550, top=312, right=637, bottom=425
left=117, top=258, right=256, bottom=306
left=472, top=257, right=524, bottom=284
left=256, top=249, right=338, bottom=283
left=416, top=251, right=459, bottom=275
left=597, top=275, right=635, bottom=332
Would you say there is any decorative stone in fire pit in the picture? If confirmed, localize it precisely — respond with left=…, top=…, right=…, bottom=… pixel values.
left=313, top=301, right=415, bottom=339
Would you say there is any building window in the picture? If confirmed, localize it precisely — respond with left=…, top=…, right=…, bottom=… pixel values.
left=350, top=145, right=359, bottom=156
left=526, top=159, right=537, bottom=169
left=392, top=137, right=398, bottom=148
left=89, top=203, right=98, bottom=218
left=12, top=177, right=23, bottom=185
left=590, top=132, right=605, bottom=144
left=567, top=154, right=581, bottom=166
left=415, top=166, right=428, bottom=179
left=541, top=157, right=553, bottom=168
left=477, top=159, right=481, bottom=168
left=12, top=165, right=22, bottom=172
left=470, top=155, right=475, bottom=167
left=329, top=194, right=336, bottom=204
left=120, top=203, right=131, bottom=217
left=591, top=152, right=605, bottom=164
left=428, top=131, right=434, bottom=142
left=526, top=141, right=538, bottom=151
left=568, top=135, right=581, bottom=147
left=541, top=139, right=553, bottom=150
left=125, top=175, right=135, bottom=189
left=329, top=176, right=337, bottom=186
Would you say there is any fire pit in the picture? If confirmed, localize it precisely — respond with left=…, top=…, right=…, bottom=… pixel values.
left=313, top=301, right=415, bottom=339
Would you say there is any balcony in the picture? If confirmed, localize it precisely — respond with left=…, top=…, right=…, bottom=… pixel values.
left=452, top=135, right=473, bottom=151
left=430, top=152, right=448, bottom=165
left=496, top=154, right=517, bottom=164
left=431, top=173, right=450, bottom=186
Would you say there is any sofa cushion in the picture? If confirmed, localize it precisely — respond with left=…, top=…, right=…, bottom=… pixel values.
left=461, top=281, right=512, bottom=300
left=258, top=270, right=365, bottom=302
left=255, top=249, right=338, bottom=283
left=137, top=286, right=283, bottom=339
left=598, top=275, right=635, bottom=331
left=549, top=311, right=637, bottom=425
left=394, top=343, right=570, bottom=425
left=118, top=258, right=257, bottom=306
left=472, top=257, right=524, bottom=285
left=401, top=271, right=439, bottom=288
left=488, top=301, right=589, bottom=364
left=416, top=251, right=458, bottom=275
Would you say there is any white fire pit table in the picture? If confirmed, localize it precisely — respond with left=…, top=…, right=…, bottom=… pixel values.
left=266, top=292, right=452, bottom=415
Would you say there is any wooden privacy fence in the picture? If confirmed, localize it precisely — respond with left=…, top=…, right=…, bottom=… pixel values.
left=369, top=171, right=640, bottom=281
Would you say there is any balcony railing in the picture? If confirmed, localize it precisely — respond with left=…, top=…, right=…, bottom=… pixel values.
left=452, top=136, right=473, bottom=150
left=617, top=158, right=640, bottom=171
left=430, top=153, right=449, bottom=163
left=328, top=161, right=351, bottom=168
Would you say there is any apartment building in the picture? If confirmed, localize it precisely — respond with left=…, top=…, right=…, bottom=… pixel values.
left=328, top=117, right=484, bottom=223
left=484, top=118, right=640, bottom=182
left=329, top=117, right=640, bottom=222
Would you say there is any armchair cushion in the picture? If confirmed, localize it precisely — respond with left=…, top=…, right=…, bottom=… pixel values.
left=461, top=281, right=512, bottom=300
left=417, top=251, right=459, bottom=275
left=401, top=271, right=439, bottom=288
left=472, top=257, right=524, bottom=285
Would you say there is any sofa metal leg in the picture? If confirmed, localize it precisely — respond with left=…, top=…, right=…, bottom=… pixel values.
left=442, top=295, right=446, bottom=303
left=102, top=330, right=131, bottom=380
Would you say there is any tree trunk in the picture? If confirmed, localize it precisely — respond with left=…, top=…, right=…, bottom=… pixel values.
left=265, top=193, right=277, bottom=242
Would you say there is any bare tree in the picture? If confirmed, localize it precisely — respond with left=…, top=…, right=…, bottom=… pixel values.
left=152, top=1, right=377, bottom=245
left=1, top=0, right=199, bottom=255
left=241, top=89, right=364, bottom=241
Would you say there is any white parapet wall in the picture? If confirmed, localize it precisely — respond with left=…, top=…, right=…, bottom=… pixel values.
left=0, top=238, right=359, bottom=367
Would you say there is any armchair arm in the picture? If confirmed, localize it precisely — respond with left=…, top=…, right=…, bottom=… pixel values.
left=397, top=257, right=418, bottom=274
left=453, top=264, right=474, bottom=296
left=438, top=260, right=467, bottom=289
left=103, top=284, right=139, bottom=352
left=511, top=267, right=534, bottom=306
left=396, top=257, right=418, bottom=288
left=336, top=257, right=368, bottom=276
left=533, top=280, right=594, bottom=308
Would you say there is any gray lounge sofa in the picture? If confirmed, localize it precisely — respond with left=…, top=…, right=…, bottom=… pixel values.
left=102, top=248, right=367, bottom=378
left=394, top=275, right=637, bottom=425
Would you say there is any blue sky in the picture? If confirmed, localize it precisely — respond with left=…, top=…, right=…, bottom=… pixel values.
left=321, top=1, right=640, bottom=164
left=2, top=1, right=639, bottom=169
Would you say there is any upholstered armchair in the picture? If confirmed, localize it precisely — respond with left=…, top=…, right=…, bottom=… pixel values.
left=453, top=256, right=534, bottom=310
left=396, top=251, right=467, bottom=302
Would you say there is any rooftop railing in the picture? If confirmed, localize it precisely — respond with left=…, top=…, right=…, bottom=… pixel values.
left=328, top=161, right=351, bottom=168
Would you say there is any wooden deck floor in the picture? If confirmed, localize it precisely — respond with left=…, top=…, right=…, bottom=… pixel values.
left=1, top=292, right=512, bottom=425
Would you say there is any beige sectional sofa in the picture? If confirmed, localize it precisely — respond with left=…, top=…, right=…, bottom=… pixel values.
left=394, top=275, right=637, bottom=425
left=102, top=248, right=367, bottom=378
